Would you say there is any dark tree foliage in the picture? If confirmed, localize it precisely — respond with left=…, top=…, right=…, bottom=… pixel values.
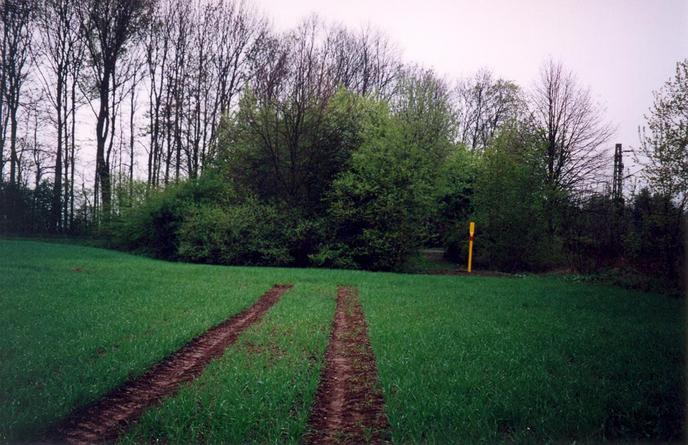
left=563, top=194, right=624, bottom=272
left=625, top=189, right=684, bottom=281
left=433, top=147, right=476, bottom=250
left=0, top=181, right=53, bottom=233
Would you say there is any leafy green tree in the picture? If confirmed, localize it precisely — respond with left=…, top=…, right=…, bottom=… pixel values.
left=470, top=126, right=561, bottom=271
left=431, top=145, right=477, bottom=249
left=638, top=59, right=688, bottom=211
left=393, top=66, right=455, bottom=171
left=323, top=103, right=435, bottom=270
left=213, top=88, right=381, bottom=215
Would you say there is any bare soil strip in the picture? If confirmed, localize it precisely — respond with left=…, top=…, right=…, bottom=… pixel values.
left=306, top=286, right=390, bottom=444
left=57, top=284, right=292, bottom=445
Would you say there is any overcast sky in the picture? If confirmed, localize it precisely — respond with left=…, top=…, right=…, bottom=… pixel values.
left=254, top=0, right=687, bottom=162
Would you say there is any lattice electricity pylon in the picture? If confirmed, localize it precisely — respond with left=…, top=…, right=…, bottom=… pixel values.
left=612, top=143, right=624, bottom=205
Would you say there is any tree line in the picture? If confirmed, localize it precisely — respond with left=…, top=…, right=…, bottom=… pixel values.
left=0, top=0, right=685, bottom=287
left=0, top=0, right=403, bottom=230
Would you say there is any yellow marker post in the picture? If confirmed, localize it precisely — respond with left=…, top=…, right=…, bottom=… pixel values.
left=467, top=221, right=475, bottom=273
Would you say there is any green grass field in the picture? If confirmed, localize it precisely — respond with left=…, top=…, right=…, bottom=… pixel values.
left=0, top=239, right=684, bottom=443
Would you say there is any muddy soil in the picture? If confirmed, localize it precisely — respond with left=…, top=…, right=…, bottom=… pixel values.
left=305, top=286, right=390, bottom=444
left=56, top=284, right=292, bottom=444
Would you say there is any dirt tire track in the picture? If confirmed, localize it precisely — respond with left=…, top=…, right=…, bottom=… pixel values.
left=305, top=286, right=390, bottom=444
left=56, top=284, right=292, bottom=445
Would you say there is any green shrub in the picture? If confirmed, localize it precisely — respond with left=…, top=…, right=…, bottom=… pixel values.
left=324, top=107, right=434, bottom=271
left=108, top=173, right=329, bottom=267
left=177, top=199, right=292, bottom=266
left=307, top=242, right=359, bottom=269
left=108, top=175, right=231, bottom=259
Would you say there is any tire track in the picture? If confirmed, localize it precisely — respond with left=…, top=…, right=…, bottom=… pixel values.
left=306, top=286, right=390, bottom=444
left=57, top=284, right=292, bottom=445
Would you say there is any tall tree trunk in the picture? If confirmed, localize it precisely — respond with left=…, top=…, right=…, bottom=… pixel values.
left=63, top=78, right=70, bottom=230
left=95, top=71, right=111, bottom=219
left=147, top=77, right=155, bottom=188
left=70, top=71, right=77, bottom=229
left=0, top=21, right=7, bottom=185
left=52, top=80, right=64, bottom=232
left=130, top=81, right=135, bottom=200
left=9, top=98, right=18, bottom=185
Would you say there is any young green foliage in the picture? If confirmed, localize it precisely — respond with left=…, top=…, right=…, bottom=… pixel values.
left=325, top=101, right=435, bottom=270
left=470, top=126, right=562, bottom=270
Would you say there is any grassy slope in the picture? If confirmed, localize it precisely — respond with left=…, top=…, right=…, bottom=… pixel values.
left=0, top=239, right=684, bottom=443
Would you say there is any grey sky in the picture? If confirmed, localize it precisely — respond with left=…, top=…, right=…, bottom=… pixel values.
left=255, top=0, right=687, bottom=161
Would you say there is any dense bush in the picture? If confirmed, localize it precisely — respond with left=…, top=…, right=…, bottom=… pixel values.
left=322, top=104, right=435, bottom=271
left=177, top=199, right=293, bottom=266
left=624, top=189, right=685, bottom=281
left=107, top=175, right=232, bottom=258
left=0, top=182, right=54, bottom=234
left=108, top=172, right=329, bottom=267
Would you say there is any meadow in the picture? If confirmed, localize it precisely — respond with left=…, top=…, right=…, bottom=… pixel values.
left=0, top=239, right=684, bottom=443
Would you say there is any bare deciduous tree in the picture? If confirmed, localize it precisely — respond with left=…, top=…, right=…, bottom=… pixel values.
left=323, top=24, right=401, bottom=99
left=531, top=60, right=613, bottom=191
left=1, top=0, right=34, bottom=185
left=143, top=0, right=267, bottom=187
left=454, top=69, right=522, bottom=150
left=77, top=0, right=152, bottom=218
left=33, top=0, right=83, bottom=230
